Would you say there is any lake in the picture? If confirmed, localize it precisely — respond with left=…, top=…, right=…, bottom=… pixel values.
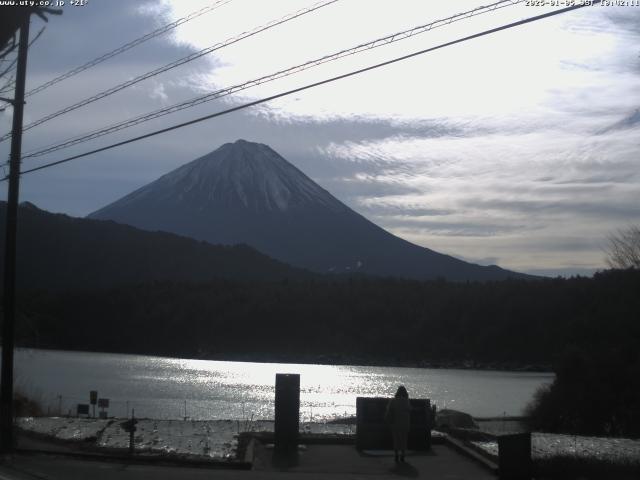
left=15, top=348, right=553, bottom=420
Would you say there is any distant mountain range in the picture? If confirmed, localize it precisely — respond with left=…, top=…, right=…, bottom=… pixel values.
left=0, top=201, right=309, bottom=291
left=89, top=139, right=526, bottom=281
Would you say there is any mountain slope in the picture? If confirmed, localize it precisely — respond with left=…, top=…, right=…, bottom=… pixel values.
left=0, top=201, right=310, bottom=291
left=89, top=139, right=526, bottom=281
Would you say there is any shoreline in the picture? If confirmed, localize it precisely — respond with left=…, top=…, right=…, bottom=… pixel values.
left=16, top=346, right=554, bottom=373
left=16, top=416, right=640, bottom=474
left=16, top=416, right=356, bottom=461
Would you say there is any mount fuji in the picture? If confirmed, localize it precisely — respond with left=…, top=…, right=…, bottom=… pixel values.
left=89, top=139, right=524, bottom=281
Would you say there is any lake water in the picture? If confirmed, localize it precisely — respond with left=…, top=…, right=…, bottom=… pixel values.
left=15, top=348, right=553, bottom=420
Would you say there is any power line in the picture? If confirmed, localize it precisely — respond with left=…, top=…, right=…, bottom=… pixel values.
left=0, top=58, right=18, bottom=81
left=21, top=0, right=524, bottom=160
left=28, top=25, right=47, bottom=49
left=0, top=77, right=16, bottom=96
left=0, top=36, right=17, bottom=62
left=0, top=26, right=45, bottom=83
left=24, top=0, right=234, bottom=98
left=0, top=0, right=339, bottom=143
left=0, top=27, right=46, bottom=111
left=9, top=1, right=600, bottom=180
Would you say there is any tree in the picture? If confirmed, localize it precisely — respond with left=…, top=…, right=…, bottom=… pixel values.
left=606, top=225, right=640, bottom=270
left=525, top=345, right=640, bottom=437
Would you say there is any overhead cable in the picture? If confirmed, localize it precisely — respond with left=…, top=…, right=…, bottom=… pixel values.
left=22, top=0, right=524, bottom=159
left=0, top=0, right=338, bottom=143
left=9, top=1, right=601, bottom=180
left=24, top=0, right=234, bottom=98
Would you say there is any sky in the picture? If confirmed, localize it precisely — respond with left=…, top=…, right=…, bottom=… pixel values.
left=1, top=0, right=639, bottom=277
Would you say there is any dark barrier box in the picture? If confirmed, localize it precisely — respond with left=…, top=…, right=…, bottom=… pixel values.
left=274, top=373, right=300, bottom=458
left=356, top=397, right=432, bottom=451
left=498, top=432, right=531, bottom=480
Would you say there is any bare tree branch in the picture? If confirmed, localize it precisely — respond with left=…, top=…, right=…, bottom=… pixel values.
left=606, top=225, right=640, bottom=269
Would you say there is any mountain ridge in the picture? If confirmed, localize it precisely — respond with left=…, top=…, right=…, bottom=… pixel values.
left=89, top=139, right=528, bottom=282
left=0, top=201, right=311, bottom=291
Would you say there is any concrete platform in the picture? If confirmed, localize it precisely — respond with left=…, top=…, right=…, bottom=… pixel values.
left=253, top=442, right=497, bottom=479
left=0, top=443, right=498, bottom=480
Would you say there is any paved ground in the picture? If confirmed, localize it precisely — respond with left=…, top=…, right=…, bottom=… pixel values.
left=255, top=443, right=497, bottom=478
left=0, top=444, right=497, bottom=480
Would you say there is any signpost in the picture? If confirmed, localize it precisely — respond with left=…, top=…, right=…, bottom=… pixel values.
left=98, top=398, right=109, bottom=419
left=90, top=390, right=98, bottom=418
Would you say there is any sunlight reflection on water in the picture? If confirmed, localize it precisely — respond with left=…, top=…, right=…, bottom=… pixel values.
left=15, top=348, right=552, bottom=421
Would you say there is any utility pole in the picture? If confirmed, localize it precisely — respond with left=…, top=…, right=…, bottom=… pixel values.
left=1, top=14, right=31, bottom=453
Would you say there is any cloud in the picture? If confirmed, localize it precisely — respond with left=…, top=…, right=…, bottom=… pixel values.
left=376, top=219, right=525, bottom=238
left=465, top=197, right=640, bottom=221
left=597, top=109, right=640, bottom=134
left=1, top=1, right=639, bottom=276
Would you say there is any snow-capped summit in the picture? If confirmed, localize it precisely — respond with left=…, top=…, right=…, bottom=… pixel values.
left=103, top=139, right=345, bottom=214
left=89, top=140, right=525, bottom=281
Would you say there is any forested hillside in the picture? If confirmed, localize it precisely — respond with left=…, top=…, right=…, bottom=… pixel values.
left=15, top=269, right=640, bottom=369
left=0, top=202, right=311, bottom=290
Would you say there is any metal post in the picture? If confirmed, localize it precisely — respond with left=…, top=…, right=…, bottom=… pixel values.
left=1, top=14, right=31, bottom=453
left=129, top=409, right=136, bottom=454
left=498, top=432, right=532, bottom=480
left=274, top=373, right=300, bottom=462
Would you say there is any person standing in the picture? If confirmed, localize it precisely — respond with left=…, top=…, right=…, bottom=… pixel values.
left=385, top=385, right=411, bottom=463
